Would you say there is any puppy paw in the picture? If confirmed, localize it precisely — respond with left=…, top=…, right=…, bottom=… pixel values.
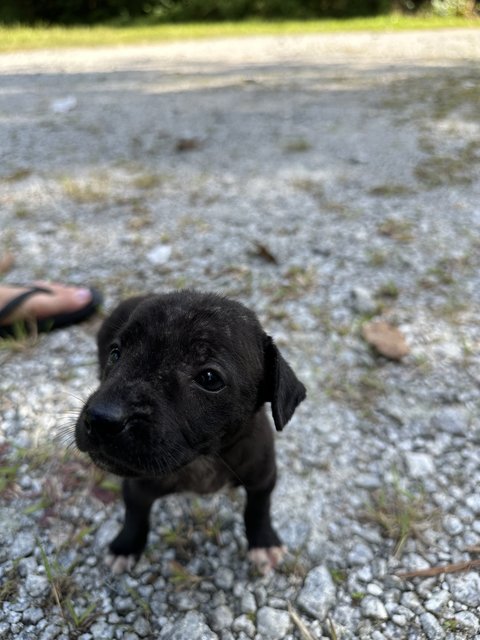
left=248, top=545, right=287, bottom=575
left=105, top=553, right=137, bottom=574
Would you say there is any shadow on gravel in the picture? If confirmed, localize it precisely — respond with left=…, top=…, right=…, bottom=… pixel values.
left=1, top=61, right=479, bottom=175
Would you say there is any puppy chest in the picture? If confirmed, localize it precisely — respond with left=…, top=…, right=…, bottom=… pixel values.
left=174, top=457, right=232, bottom=494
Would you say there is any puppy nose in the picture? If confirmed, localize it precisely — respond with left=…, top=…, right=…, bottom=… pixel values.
left=84, top=402, right=126, bottom=436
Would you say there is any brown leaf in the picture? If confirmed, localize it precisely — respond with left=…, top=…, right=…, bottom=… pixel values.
left=251, top=241, right=278, bottom=265
left=175, top=137, right=202, bottom=152
left=362, top=320, right=409, bottom=360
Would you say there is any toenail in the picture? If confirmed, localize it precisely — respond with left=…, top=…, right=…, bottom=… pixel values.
left=73, top=288, right=92, bottom=303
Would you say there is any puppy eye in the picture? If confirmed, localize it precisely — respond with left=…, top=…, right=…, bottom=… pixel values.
left=194, top=369, right=225, bottom=392
left=108, top=347, right=121, bottom=365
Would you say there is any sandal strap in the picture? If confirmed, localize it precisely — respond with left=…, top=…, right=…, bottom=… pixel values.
left=0, top=286, right=53, bottom=323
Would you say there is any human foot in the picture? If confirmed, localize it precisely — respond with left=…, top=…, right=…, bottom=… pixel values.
left=0, top=282, right=102, bottom=335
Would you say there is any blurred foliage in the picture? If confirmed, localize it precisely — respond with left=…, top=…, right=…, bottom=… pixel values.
left=0, top=0, right=477, bottom=24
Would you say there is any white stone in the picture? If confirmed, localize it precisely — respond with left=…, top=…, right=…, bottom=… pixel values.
left=361, top=596, right=389, bottom=621
left=22, top=607, right=44, bottom=625
left=146, top=245, right=172, bottom=265
left=240, top=591, right=257, bottom=614
left=159, top=611, right=217, bottom=640
left=213, top=567, right=234, bottom=591
left=420, top=612, right=444, bottom=640
left=448, top=572, right=480, bottom=607
left=25, top=574, right=50, bottom=598
left=350, top=286, right=377, bottom=315
left=367, top=583, right=383, bottom=597
left=442, top=514, right=463, bottom=536
left=466, top=494, right=480, bottom=515
left=297, top=565, right=336, bottom=621
left=354, top=473, right=382, bottom=489
left=392, top=614, right=407, bottom=627
left=133, top=617, right=151, bottom=638
left=404, top=452, right=435, bottom=478
left=11, top=532, right=36, bottom=558
left=51, top=95, right=77, bottom=113
left=232, top=614, right=255, bottom=637
left=454, top=610, right=480, bottom=634
left=256, top=607, right=291, bottom=640
left=401, top=591, right=423, bottom=613
left=430, top=406, right=469, bottom=435
left=424, top=590, right=450, bottom=613
left=347, top=542, right=374, bottom=565
left=209, top=606, right=234, bottom=632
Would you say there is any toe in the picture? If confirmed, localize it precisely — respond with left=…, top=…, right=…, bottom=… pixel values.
left=105, top=553, right=136, bottom=574
left=248, top=546, right=287, bottom=575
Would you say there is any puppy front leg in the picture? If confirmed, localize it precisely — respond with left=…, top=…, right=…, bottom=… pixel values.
left=245, top=486, right=286, bottom=575
left=106, top=478, right=160, bottom=573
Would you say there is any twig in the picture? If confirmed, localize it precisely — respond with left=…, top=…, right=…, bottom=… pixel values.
left=465, top=545, right=480, bottom=553
left=326, top=615, right=339, bottom=640
left=288, top=603, right=315, bottom=640
left=397, top=559, right=480, bottom=579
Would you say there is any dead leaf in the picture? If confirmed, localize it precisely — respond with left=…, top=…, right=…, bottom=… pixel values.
left=175, top=137, right=202, bottom=152
left=251, top=241, right=278, bottom=265
left=362, top=320, right=409, bottom=360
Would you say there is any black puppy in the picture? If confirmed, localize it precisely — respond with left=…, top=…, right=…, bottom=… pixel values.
left=75, top=291, right=306, bottom=574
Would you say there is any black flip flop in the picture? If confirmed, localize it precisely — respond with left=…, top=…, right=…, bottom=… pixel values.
left=0, top=285, right=103, bottom=338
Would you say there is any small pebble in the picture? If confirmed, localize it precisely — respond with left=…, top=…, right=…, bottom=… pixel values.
left=25, top=575, right=50, bottom=599
left=420, top=612, right=444, bottom=640
left=214, top=567, right=234, bottom=591
left=256, top=607, right=291, bottom=640
left=297, top=565, right=336, bottom=621
left=361, top=596, right=389, bottom=621
left=454, top=610, right=480, bottom=634
left=424, top=590, right=450, bottom=613
left=232, top=615, right=256, bottom=638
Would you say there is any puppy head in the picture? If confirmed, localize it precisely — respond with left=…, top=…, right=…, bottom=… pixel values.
left=75, top=291, right=305, bottom=477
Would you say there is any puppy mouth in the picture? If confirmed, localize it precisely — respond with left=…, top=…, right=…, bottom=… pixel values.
left=76, top=412, right=222, bottom=479
left=87, top=450, right=143, bottom=478
left=85, top=443, right=200, bottom=479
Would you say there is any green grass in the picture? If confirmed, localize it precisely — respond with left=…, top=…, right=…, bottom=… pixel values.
left=0, top=560, right=21, bottom=602
left=61, top=176, right=111, bottom=204
left=39, top=543, right=98, bottom=633
left=364, top=482, right=435, bottom=557
left=0, top=15, right=478, bottom=53
left=169, top=560, right=203, bottom=589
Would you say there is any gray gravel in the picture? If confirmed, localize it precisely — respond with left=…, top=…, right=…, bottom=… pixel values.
left=1, top=28, right=480, bottom=639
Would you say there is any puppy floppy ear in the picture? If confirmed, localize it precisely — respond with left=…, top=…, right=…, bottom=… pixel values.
left=263, top=335, right=306, bottom=431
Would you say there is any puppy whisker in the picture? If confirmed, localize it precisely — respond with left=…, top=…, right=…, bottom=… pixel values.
left=52, top=421, right=77, bottom=448
left=65, top=440, right=81, bottom=453
left=64, top=391, right=87, bottom=403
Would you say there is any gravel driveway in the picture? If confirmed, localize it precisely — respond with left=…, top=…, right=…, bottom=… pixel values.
left=1, top=28, right=480, bottom=640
